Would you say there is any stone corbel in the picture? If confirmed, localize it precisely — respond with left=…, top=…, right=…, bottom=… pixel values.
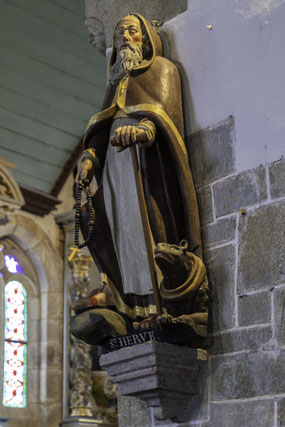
left=85, top=17, right=106, bottom=55
left=0, top=158, right=24, bottom=223
left=100, top=341, right=207, bottom=422
left=84, top=0, right=188, bottom=54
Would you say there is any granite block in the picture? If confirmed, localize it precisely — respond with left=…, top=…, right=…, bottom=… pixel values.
left=189, top=116, right=235, bottom=188
left=211, top=350, right=285, bottom=400
left=213, top=165, right=267, bottom=217
left=204, top=399, right=274, bottom=427
left=269, top=156, right=285, bottom=199
left=238, top=201, right=285, bottom=293
left=197, top=186, right=214, bottom=226
left=185, top=370, right=209, bottom=423
left=279, top=396, right=285, bottom=427
left=274, top=286, right=285, bottom=346
left=202, top=216, right=236, bottom=248
left=100, top=342, right=207, bottom=422
left=210, top=326, right=272, bottom=355
left=205, top=245, right=236, bottom=332
left=117, top=394, right=151, bottom=427
left=238, top=291, right=271, bottom=326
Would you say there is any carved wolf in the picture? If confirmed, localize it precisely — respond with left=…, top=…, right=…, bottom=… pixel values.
left=133, top=240, right=208, bottom=337
left=71, top=240, right=208, bottom=342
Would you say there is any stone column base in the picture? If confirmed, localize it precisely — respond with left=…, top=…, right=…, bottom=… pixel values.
left=60, top=417, right=114, bottom=427
left=100, top=341, right=207, bottom=422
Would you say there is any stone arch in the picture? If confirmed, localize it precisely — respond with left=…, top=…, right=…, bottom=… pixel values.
left=0, top=211, right=63, bottom=427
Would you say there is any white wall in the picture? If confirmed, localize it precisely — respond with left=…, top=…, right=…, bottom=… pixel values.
left=163, top=0, right=285, bottom=172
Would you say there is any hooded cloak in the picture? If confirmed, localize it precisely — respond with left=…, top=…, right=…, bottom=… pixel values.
left=81, top=14, right=202, bottom=321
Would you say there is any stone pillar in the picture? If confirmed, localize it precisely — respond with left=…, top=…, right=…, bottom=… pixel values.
left=69, top=254, right=94, bottom=417
left=55, top=210, right=75, bottom=419
left=57, top=212, right=117, bottom=427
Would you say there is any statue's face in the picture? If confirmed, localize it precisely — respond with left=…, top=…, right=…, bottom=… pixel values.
left=115, top=15, right=143, bottom=52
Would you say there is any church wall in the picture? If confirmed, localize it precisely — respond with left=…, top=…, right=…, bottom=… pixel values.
left=0, top=210, right=64, bottom=427
left=162, top=0, right=285, bottom=173
left=116, top=124, right=285, bottom=427
left=0, top=173, right=76, bottom=427
left=150, top=2, right=285, bottom=426
left=188, top=127, right=285, bottom=427
left=73, top=1, right=285, bottom=424
left=102, top=2, right=285, bottom=426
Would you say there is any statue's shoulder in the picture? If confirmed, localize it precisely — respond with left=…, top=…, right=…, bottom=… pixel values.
left=152, top=56, right=180, bottom=78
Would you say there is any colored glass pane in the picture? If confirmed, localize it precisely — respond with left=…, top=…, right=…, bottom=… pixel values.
left=4, top=255, right=25, bottom=274
left=3, top=281, right=27, bottom=408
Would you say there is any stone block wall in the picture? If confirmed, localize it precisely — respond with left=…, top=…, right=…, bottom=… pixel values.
left=83, top=1, right=285, bottom=424
left=115, top=118, right=285, bottom=427
left=187, top=119, right=285, bottom=427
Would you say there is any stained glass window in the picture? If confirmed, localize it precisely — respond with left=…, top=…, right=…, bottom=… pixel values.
left=4, top=255, right=25, bottom=274
left=3, top=280, right=27, bottom=408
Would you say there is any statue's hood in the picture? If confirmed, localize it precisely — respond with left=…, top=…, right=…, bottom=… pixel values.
left=109, top=13, right=163, bottom=75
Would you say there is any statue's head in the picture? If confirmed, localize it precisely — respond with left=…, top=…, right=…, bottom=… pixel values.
left=115, top=15, right=143, bottom=54
left=109, top=13, right=162, bottom=85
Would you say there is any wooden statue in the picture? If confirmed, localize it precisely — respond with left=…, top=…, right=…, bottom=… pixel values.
left=70, top=14, right=208, bottom=348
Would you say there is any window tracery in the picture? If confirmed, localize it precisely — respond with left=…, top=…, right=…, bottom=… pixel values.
left=3, top=280, right=27, bottom=408
left=0, top=238, right=37, bottom=410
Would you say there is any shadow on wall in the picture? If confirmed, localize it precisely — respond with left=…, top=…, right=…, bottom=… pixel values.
left=189, top=115, right=236, bottom=338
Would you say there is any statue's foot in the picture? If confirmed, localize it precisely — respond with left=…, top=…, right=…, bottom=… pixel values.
left=133, top=313, right=176, bottom=330
left=72, top=292, right=106, bottom=313
left=70, top=308, right=132, bottom=345
left=72, top=285, right=116, bottom=314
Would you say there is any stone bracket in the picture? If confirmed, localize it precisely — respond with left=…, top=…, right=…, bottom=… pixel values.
left=100, top=341, right=207, bottom=422
left=85, top=0, right=188, bottom=53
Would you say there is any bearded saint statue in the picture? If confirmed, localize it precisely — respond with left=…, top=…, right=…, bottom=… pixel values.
left=71, top=14, right=208, bottom=345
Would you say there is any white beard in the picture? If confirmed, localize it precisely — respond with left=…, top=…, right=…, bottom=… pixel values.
left=109, top=43, right=143, bottom=85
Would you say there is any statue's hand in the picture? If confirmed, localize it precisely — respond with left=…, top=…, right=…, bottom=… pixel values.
left=110, top=125, right=152, bottom=152
left=76, top=159, right=94, bottom=183
left=133, top=314, right=176, bottom=330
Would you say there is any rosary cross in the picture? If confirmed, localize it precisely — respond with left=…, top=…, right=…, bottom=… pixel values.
left=68, top=247, right=81, bottom=262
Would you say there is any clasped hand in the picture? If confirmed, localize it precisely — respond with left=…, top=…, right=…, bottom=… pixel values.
left=110, top=125, right=150, bottom=152
left=77, top=125, right=151, bottom=182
